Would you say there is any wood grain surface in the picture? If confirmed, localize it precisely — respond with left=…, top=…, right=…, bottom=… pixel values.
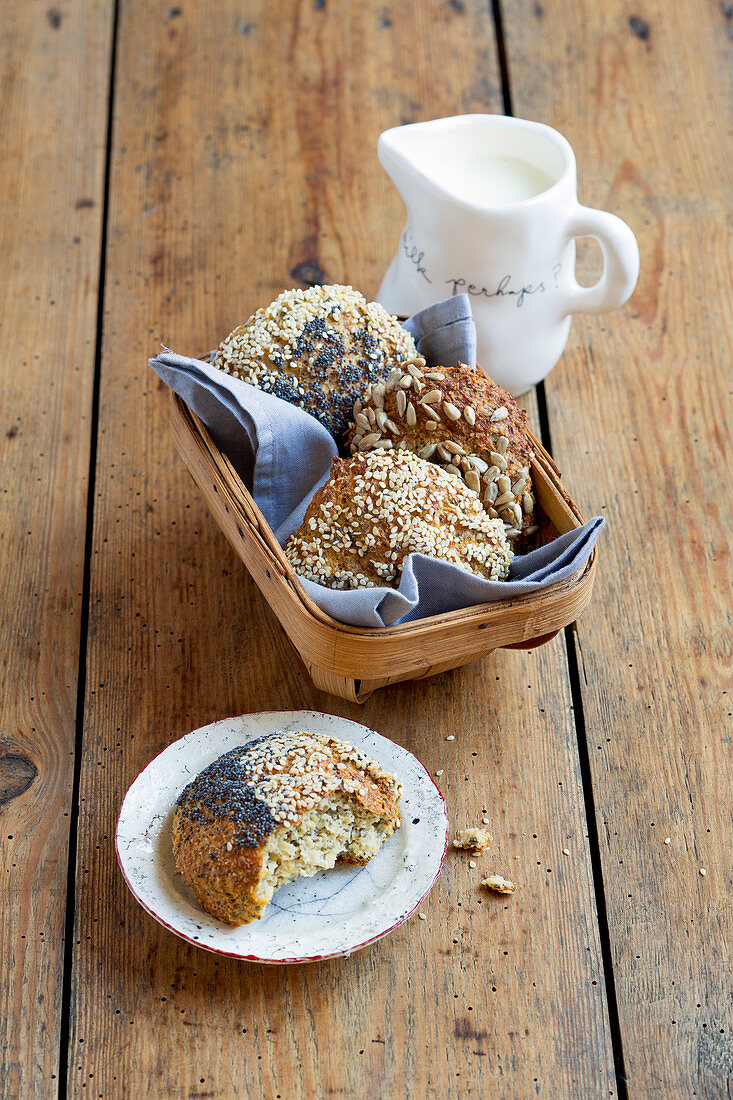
left=502, top=0, right=733, bottom=1094
left=0, top=1, right=112, bottom=1096
left=63, top=1, right=616, bottom=1097
left=4, top=0, right=730, bottom=1096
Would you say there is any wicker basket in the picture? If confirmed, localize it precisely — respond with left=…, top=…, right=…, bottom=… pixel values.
left=170, top=393, right=597, bottom=702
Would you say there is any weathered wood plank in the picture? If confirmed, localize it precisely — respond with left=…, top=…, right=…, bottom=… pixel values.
left=67, top=1, right=614, bottom=1095
left=0, top=1, right=113, bottom=1096
left=502, top=0, right=733, bottom=1093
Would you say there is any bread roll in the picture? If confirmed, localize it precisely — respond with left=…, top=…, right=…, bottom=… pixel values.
left=212, top=284, right=419, bottom=446
left=172, top=730, right=402, bottom=926
left=284, top=448, right=513, bottom=590
left=346, top=361, right=537, bottom=543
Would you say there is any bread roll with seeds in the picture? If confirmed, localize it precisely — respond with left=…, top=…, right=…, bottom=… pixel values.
left=346, top=361, right=537, bottom=543
left=212, top=284, right=419, bottom=446
left=284, top=449, right=513, bottom=590
left=172, top=730, right=402, bottom=926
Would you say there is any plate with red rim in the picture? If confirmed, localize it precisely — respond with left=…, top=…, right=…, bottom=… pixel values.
left=116, top=710, right=448, bottom=963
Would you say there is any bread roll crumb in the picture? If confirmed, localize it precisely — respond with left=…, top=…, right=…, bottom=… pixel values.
left=481, top=874, right=516, bottom=895
left=453, top=827, right=493, bottom=851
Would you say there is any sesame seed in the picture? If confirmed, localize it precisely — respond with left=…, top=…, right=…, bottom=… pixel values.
left=468, top=860, right=477, bottom=868
left=446, top=735, right=455, bottom=741
left=418, top=912, right=427, bottom=920
left=700, top=867, right=707, bottom=876
left=664, top=837, right=671, bottom=844
left=562, top=848, right=570, bottom=855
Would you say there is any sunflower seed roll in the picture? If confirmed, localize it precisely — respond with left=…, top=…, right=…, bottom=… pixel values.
left=346, top=361, right=537, bottom=544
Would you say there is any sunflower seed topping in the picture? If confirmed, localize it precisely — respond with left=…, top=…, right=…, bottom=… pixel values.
left=464, top=405, right=476, bottom=426
left=425, top=371, right=445, bottom=380
left=385, top=418, right=400, bottom=436
left=359, top=432, right=381, bottom=449
left=465, top=469, right=481, bottom=493
left=422, top=389, right=442, bottom=405
left=491, top=406, right=509, bottom=422
left=399, top=374, right=413, bottom=389
left=496, top=436, right=509, bottom=455
left=419, top=443, right=437, bottom=459
left=443, top=401, right=462, bottom=421
left=522, top=492, right=534, bottom=514
left=512, top=476, right=527, bottom=496
left=422, top=403, right=442, bottom=421
left=490, top=452, right=508, bottom=471
left=425, top=420, right=438, bottom=432
left=355, top=412, right=371, bottom=431
left=495, top=491, right=515, bottom=508
left=406, top=361, right=423, bottom=379
left=396, top=389, right=407, bottom=417
left=406, top=402, right=417, bottom=428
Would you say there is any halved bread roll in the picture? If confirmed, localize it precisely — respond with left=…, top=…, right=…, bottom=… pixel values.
left=172, top=730, right=402, bottom=925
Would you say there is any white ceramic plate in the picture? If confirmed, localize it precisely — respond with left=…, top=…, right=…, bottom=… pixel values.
left=116, top=711, right=448, bottom=963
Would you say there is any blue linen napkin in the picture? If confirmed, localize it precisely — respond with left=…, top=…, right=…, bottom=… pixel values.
left=150, top=295, right=603, bottom=628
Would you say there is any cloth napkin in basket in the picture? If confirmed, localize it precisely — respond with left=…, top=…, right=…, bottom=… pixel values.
left=150, top=295, right=603, bottom=628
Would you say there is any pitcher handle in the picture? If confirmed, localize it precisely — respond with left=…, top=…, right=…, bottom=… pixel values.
left=562, top=205, right=639, bottom=315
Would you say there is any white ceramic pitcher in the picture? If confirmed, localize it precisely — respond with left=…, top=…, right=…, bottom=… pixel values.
left=376, top=114, right=639, bottom=395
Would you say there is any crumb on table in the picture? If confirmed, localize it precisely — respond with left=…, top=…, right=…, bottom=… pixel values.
left=481, top=874, right=516, bottom=895
left=453, top=827, right=493, bottom=851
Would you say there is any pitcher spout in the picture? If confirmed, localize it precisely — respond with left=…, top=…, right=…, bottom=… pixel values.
left=377, top=117, right=484, bottom=213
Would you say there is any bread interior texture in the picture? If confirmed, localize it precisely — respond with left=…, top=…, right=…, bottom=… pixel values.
left=254, top=792, right=396, bottom=907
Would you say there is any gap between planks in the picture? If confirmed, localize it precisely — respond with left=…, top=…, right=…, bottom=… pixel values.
left=489, top=0, right=629, bottom=1094
left=57, top=3, right=122, bottom=1099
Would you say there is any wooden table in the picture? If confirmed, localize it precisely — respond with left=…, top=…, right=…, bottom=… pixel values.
left=2, top=1, right=731, bottom=1096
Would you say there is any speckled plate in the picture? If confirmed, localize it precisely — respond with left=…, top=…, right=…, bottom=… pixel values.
left=116, top=711, right=448, bottom=963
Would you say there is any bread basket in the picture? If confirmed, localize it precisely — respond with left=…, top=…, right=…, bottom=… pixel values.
left=170, top=393, right=597, bottom=702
